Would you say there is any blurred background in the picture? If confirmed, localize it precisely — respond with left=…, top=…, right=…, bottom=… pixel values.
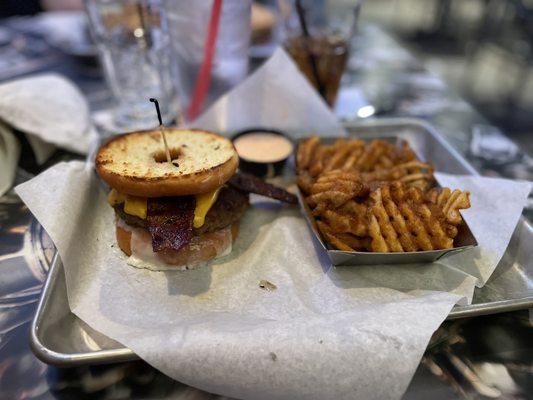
left=361, top=0, right=533, bottom=156
left=1, top=0, right=531, bottom=170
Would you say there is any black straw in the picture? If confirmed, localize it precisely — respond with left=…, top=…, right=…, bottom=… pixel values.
left=149, top=98, right=163, bottom=125
left=137, top=2, right=147, bottom=30
left=295, top=0, right=325, bottom=98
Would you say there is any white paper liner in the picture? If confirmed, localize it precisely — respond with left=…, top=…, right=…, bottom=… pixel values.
left=191, top=48, right=346, bottom=138
left=435, top=172, right=532, bottom=286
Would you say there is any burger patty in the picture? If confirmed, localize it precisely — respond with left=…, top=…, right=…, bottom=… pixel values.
left=114, top=186, right=250, bottom=235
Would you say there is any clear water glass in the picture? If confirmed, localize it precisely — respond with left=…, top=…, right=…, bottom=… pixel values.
left=164, top=0, right=251, bottom=119
left=85, top=0, right=176, bottom=130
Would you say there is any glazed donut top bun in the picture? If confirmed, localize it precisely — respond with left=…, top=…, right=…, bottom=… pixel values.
left=95, top=129, right=239, bottom=197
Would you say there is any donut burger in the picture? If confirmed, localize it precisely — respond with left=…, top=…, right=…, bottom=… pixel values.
left=95, top=128, right=296, bottom=270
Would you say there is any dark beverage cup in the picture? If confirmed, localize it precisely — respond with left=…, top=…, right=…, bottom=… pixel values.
left=284, top=34, right=348, bottom=107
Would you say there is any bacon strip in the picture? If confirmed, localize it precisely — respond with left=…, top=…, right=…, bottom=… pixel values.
left=147, top=196, right=195, bottom=252
left=228, top=172, right=297, bottom=204
left=143, top=173, right=294, bottom=252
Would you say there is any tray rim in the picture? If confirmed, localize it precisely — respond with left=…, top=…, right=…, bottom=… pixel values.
left=30, top=117, right=533, bottom=366
left=31, top=253, right=137, bottom=366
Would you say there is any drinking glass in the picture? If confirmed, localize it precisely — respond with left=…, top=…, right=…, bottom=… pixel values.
left=85, top=0, right=176, bottom=130
left=164, top=0, right=251, bottom=120
left=280, top=0, right=360, bottom=107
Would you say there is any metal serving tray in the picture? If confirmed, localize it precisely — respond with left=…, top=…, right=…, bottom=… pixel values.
left=296, top=135, right=478, bottom=265
left=30, top=118, right=533, bottom=366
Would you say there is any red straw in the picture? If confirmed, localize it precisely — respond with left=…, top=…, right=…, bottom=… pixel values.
left=186, top=0, right=223, bottom=122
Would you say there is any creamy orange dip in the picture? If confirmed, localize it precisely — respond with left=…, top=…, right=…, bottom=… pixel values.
left=233, top=132, right=293, bottom=163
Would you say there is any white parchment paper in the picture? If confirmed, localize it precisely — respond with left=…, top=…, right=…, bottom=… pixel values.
left=436, top=173, right=532, bottom=286
left=191, top=48, right=346, bottom=137
left=15, top=51, right=532, bottom=399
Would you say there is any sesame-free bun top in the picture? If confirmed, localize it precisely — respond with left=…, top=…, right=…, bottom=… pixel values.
left=95, top=128, right=239, bottom=197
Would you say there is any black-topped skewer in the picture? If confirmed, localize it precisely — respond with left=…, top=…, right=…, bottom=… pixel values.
left=149, top=98, right=172, bottom=164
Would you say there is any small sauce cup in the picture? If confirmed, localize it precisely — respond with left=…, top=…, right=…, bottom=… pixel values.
left=232, top=129, right=294, bottom=178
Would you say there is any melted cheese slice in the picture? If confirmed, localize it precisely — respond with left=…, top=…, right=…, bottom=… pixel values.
left=107, top=189, right=126, bottom=206
left=124, top=195, right=147, bottom=219
left=193, top=187, right=221, bottom=228
left=107, top=189, right=147, bottom=219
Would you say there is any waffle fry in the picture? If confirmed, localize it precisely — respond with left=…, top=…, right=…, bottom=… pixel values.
left=296, top=137, right=472, bottom=253
left=367, top=183, right=463, bottom=252
left=334, top=233, right=370, bottom=251
left=321, top=209, right=367, bottom=237
left=362, top=160, right=433, bottom=182
left=297, top=137, right=435, bottom=189
left=296, top=172, right=314, bottom=195
left=427, top=187, right=471, bottom=225
left=296, top=136, right=320, bottom=171
left=306, top=170, right=369, bottom=212
left=316, top=220, right=370, bottom=251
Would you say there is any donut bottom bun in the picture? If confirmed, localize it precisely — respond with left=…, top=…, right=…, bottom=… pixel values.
left=116, top=221, right=239, bottom=269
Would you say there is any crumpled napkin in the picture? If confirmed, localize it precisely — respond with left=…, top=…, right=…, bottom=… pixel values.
left=0, top=73, right=99, bottom=195
left=0, top=121, right=20, bottom=195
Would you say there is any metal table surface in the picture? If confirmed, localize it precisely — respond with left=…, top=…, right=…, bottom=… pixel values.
left=0, top=15, right=531, bottom=400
